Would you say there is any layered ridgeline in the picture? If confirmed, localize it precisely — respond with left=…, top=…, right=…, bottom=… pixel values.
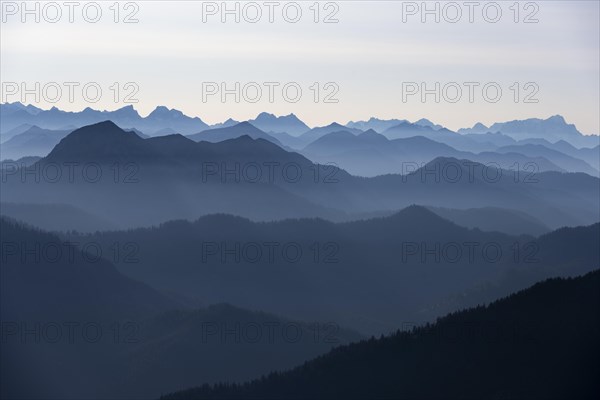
left=0, top=217, right=361, bottom=399
left=0, top=103, right=209, bottom=136
left=3, top=104, right=599, bottom=177
left=301, top=119, right=598, bottom=175
left=3, top=120, right=597, bottom=176
left=2, top=121, right=598, bottom=229
left=64, top=206, right=600, bottom=334
left=162, top=270, right=600, bottom=400
left=0, top=126, right=74, bottom=160
left=299, top=129, right=598, bottom=176
left=1, top=121, right=345, bottom=226
left=459, top=115, right=599, bottom=148
left=5, top=101, right=596, bottom=148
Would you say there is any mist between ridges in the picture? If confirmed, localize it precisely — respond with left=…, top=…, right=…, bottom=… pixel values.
left=0, top=318, right=552, bottom=346
left=0, top=240, right=541, bottom=265
left=0, top=320, right=343, bottom=345
left=0, top=160, right=541, bottom=184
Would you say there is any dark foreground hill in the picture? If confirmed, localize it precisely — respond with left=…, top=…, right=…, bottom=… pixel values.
left=162, top=270, right=600, bottom=400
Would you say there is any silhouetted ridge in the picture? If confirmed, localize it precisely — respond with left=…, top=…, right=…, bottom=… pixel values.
left=161, top=270, right=600, bottom=399
left=41, top=120, right=311, bottom=167
left=188, top=122, right=284, bottom=146
left=45, top=120, right=146, bottom=161
left=355, top=204, right=465, bottom=235
left=389, top=204, right=454, bottom=224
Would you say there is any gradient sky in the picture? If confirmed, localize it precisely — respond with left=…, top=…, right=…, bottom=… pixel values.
left=1, top=1, right=599, bottom=133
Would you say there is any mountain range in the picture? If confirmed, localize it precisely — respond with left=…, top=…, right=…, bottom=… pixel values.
left=2, top=121, right=598, bottom=230
left=187, top=121, right=284, bottom=147
left=2, top=112, right=598, bottom=399
left=458, top=115, right=599, bottom=148
left=248, top=112, right=310, bottom=136
left=0, top=103, right=209, bottom=136
left=2, top=103, right=599, bottom=179
left=3, top=102, right=598, bottom=145
left=300, top=129, right=582, bottom=176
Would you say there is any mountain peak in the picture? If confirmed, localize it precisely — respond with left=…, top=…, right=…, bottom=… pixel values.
left=548, top=115, right=566, bottom=123
left=62, top=120, right=128, bottom=140
left=148, top=106, right=184, bottom=119
left=84, top=120, right=121, bottom=130
left=44, top=120, right=143, bottom=162
left=360, top=129, right=379, bottom=136
left=414, top=118, right=444, bottom=130
left=249, top=112, right=309, bottom=136
left=235, top=121, right=255, bottom=128
left=388, top=204, right=459, bottom=228
left=22, top=124, right=42, bottom=132
left=255, top=112, right=276, bottom=120
left=114, top=105, right=140, bottom=116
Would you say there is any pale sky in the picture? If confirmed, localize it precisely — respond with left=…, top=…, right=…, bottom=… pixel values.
left=1, top=1, right=599, bottom=133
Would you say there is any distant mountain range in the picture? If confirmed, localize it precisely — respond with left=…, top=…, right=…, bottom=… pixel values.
left=0, top=126, right=73, bottom=160
left=187, top=121, right=284, bottom=147
left=345, top=117, right=442, bottom=132
left=300, top=129, right=584, bottom=176
left=0, top=103, right=210, bottom=136
left=2, top=102, right=599, bottom=178
left=295, top=123, right=364, bottom=147
left=459, top=115, right=599, bottom=148
left=2, top=101, right=598, bottom=149
left=248, top=112, right=309, bottom=136
left=209, top=118, right=240, bottom=129
left=5, top=118, right=596, bottom=177
left=2, top=121, right=598, bottom=229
